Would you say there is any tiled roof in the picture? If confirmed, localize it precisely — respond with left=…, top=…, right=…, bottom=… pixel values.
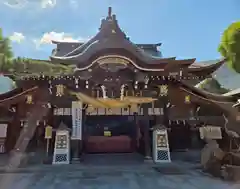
left=196, top=60, right=240, bottom=90
left=223, top=88, right=240, bottom=96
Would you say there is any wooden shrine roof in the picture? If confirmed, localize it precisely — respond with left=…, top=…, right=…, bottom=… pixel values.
left=0, top=8, right=225, bottom=80
left=49, top=7, right=224, bottom=75
left=223, top=88, right=240, bottom=97
left=0, top=86, right=39, bottom=107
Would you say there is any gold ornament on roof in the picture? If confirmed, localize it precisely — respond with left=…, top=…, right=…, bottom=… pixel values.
left=56, top=84, right=65, bottom=97
left=26, top=95, right=33, bottom=104
left=185, top=95, right=191, bottom=104
left=159, top=85, right=168, bottom=96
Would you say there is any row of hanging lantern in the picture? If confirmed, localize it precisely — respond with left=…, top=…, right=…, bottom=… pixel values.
left=149, top=74, right=206, bottom=81
left=44, top=78, right=192, bottom=105
left=47, top=79, right=89, bottom=94
left=20, top=72, right=206, bottom=82
left=168, top=120, right=187, bottom=125
left=168, top=119, right=202, bottom=125
left=21, top=75, right=91, bottom=80
left=133, top=77, right=149, bottom=89
left=36, top=120, right=46, bottom=126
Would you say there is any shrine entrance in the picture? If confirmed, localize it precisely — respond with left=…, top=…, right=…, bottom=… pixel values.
left=83, top=115, right=138, bottom=153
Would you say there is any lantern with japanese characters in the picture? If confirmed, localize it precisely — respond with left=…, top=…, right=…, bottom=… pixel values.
left=55, top=84, right=65, bottom=97
left=26, top=95, right=33, bottom=104
left=52, top=126, right=70, bottom=165
left=184, top=95, right=191, bottom=104
left=159, top=85, right=168, bottom=96
left=153, top=128, right=171, bottom=163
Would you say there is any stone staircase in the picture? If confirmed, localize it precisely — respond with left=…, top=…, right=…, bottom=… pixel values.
left=81, top=153, right=144, bottom=166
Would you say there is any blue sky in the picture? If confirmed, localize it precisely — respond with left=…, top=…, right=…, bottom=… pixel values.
left=0, top=0, right=240, bottom=61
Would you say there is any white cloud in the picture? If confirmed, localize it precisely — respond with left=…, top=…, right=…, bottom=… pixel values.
left=39, top=32, right=80, bottom=44
left=40, top=31, right=89, bottom=44
left=32, top=32, right=90, bottom=49
left=69, top=0, right=78, bottom=9
left=3, top=0, right=28, bottom=9
left=3, top=0, right=57, bottom=9
left=9, top=32, right=25, bottom=43
left=41, top=0, right=56, bottom=8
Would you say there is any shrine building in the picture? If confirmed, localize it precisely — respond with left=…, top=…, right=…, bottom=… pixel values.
left=0, top=7, right=239, bottom=164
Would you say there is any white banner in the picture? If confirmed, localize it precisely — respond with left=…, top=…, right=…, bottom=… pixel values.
left=71, top=101, right=82, bottom=140
left=0, top=124, right=8, bottom=138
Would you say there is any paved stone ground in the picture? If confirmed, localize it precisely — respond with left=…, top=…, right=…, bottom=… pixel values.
left=0, top=152, right=239, bottom=189
left=1, top=163, right=239, bottom=189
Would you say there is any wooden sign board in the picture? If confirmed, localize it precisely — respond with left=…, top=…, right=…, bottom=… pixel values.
left=45, top=125, right=53, bottom=139
left=97, top=56, right=130, bottom=65
left=104, top=131, right=111, bottom=137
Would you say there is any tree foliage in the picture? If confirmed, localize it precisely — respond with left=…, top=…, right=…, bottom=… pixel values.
left=0, top=28, right=14, bottom=59
left=195, top=77, right=229, bottom=94
left=218, top=21, right=240, bottom=73
left=0, top=57, right=75, bottom=79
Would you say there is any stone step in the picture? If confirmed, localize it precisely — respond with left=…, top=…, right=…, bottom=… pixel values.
left=81, top=152, right=144, bottom=165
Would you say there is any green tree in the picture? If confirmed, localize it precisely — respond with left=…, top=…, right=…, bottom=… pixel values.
left=0, top=28, right=14, bottom=74
left=218, top=21, right=240, bottom=73
left=195, top=77, right=229, bottom=94
left=0, top=28, right=13, bottom=59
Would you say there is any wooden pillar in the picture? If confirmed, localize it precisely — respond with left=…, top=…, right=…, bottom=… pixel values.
left=5, top=105, right=21, bottom=152
left=142, top=106, right=152, bottom=160
left=46, top=106, right=54, bottom=154
left=133, top=113, right=139, bottom=151
left=162, top=96, right=169, bottom=126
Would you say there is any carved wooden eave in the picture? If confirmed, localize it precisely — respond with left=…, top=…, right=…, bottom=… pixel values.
left=179, top=80, right=237, bottom=102
left=0, top=86, right=42, bottom=107
left=50, top=8, right=195, bottom=71
left=136, top=43, right=162, bottom=49
left=49, top=8, right=224, bottom=78
left=52, top=41, right=161, bottom=52
left=169, top=80, right=240, bottom=134
left=73, top=55, right=177, bottom=72
left=188, top=59, right=226, bottom=76
left=52, top=41, right=162, bottom=47
left=50, top=37, right=176, bottom=67
left=233, top=100, right=240, bottom=108
left=223, top=88, right=240, bottom=97
left=162, top=58, right=196, bottom=72
left=51, top=40, right=84, bottom=45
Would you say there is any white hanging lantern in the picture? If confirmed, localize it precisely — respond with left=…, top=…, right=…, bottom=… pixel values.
left=75, top=78, right=79, bottom=88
